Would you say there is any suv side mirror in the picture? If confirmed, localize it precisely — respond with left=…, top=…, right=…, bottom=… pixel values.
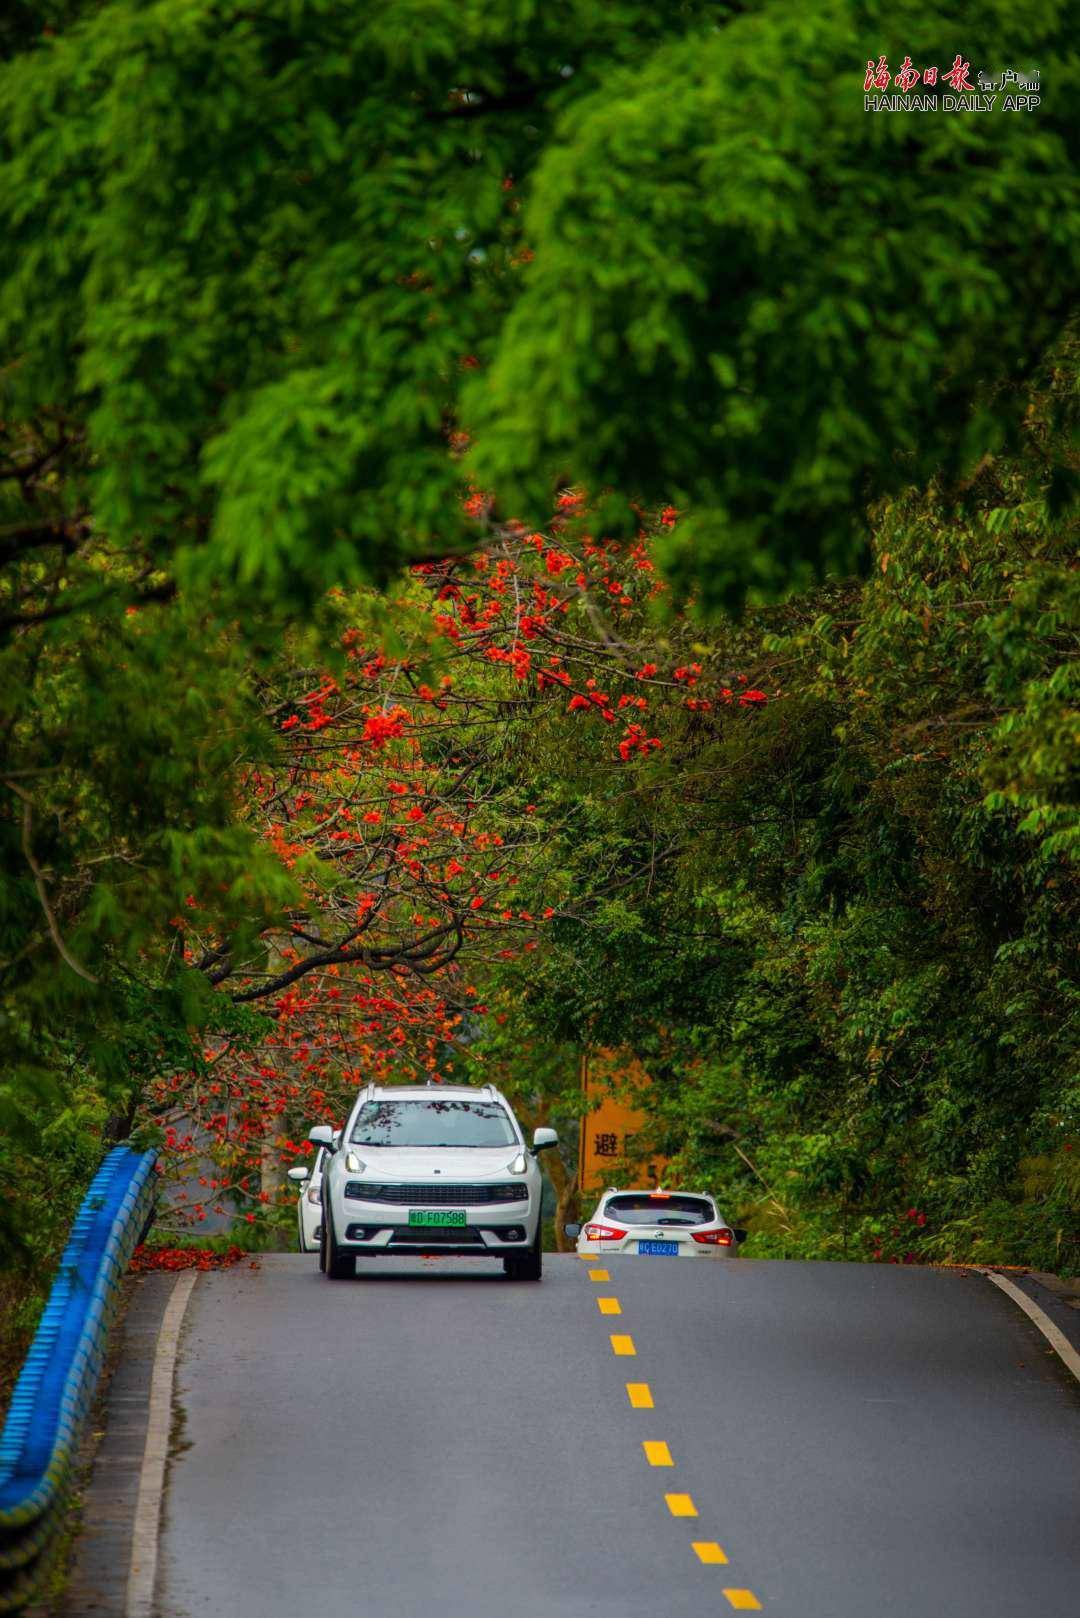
left=308, top=1125, right=336, bottom=1152
left=532, top=1127, right=558, bottom=1153
left=287, top=1166, right=310, bottom=1184
left=732, top=1228, right=748, bottom=1244
left=563, top=1223, right=582, bottom=1239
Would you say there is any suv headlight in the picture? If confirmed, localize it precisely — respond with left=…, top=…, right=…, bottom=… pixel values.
left=507, top=1152, right=528, bottom=1175
left=344, top=1152, right=366, bottom=1173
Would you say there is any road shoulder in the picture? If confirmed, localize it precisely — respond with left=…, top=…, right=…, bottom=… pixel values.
left=969, top=1266, right=1080, bottom=1390
left=1009, top=1270, right=1080, bottom=1366
left=57, top=1273, right=188, bottom=1618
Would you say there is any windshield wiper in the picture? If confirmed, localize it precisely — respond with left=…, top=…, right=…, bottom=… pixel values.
left=351, top=1140, right=499, bottom=1148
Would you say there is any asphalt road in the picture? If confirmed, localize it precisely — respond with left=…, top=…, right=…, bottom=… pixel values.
left=157, top=1254, right=1080, bottom=1617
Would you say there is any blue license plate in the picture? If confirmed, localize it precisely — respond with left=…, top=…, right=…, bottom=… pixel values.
left=638, top=1240, right=679, bottom=1256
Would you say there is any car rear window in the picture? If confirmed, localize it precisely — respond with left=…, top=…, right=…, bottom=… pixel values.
left=603, top=1193, right=715, bottom=1226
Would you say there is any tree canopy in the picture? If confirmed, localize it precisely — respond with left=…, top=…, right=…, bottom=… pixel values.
left=2, top=0, right=1078, bottom=610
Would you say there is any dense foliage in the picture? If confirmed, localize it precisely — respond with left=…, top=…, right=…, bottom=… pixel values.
left=484, top=356, right=1079, bottom=1269
left=2, top=1, right=1078, bottom=607
left=1, top=0, right=1078, bottom=1403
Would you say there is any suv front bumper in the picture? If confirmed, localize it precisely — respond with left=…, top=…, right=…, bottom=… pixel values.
left=329, top=1184, right=539, bottom=1251
left=340, top=1221, right=531, bottom=1253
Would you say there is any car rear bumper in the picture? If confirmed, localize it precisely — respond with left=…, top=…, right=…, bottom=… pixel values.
left=576, top=1239, right=735, bottom=1258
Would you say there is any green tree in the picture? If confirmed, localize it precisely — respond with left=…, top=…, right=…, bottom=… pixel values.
left=2, top=0, right=1078, bottom=608
left=471, top=348, right=1079, bottom=1268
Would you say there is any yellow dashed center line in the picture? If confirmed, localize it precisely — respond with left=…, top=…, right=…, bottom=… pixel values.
left=692, top=1542, right=729, bottom=1565
left=579, top=1260, right=761, bottom=1606
left=642, top=1440, right=673, bottom=1466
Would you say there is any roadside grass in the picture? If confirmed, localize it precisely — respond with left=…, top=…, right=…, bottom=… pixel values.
left=0, top=1271, right=45, bottom=1423
left=0, top=1179, right=88, bottom=1423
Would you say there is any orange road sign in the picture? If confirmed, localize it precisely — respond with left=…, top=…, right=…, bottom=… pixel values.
left=578, top=1049, right=668, bottom=1197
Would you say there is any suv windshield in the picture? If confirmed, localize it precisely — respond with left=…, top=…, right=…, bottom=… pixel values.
left=604, top=1193, right=715, bottom=1227
left=350, top=1098, right=518, bottom=1149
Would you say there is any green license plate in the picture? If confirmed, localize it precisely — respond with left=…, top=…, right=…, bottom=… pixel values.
left=408, top=1208, right=466, bottom=1226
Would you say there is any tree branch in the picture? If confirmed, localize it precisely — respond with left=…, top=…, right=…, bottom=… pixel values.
left=220, top=917, right=466, bottom=1003
left=0, top=518, right=84, bottom=565
left=4, top=781, right=99, bottom=984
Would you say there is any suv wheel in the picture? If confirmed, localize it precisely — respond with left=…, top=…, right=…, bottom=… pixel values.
left=503, top=1223, right=542, bottom=1282
left=323, top=1204, right=355, bottom=1280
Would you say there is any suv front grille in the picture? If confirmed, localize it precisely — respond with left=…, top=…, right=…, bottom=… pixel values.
left=344, top=1182, right=527, bottom=1205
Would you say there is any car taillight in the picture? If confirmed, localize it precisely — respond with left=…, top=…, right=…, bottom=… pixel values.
left=583, top=1223, right=628, bottom=1241
left=692, top=1228, right=734, bottom=1245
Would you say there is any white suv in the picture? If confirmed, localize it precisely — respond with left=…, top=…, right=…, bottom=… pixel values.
left=308, top=1084, right=557, bottom=1281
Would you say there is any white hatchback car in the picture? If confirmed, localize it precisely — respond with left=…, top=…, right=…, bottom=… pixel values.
left=308, top=1082, right=557, bottom=1281
left=569, top=1188, right=747, bottom=1258
left=288, top=1146, right=330, bottom=1252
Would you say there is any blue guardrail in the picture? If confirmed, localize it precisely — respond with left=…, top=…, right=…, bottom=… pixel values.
left=0, top=1146, right=157, bottom=1612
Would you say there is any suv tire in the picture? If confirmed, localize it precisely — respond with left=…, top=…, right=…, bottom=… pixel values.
left=323, top=1203, right=355, bottom=1280
left=503, top=1223, right=542, bottom=1281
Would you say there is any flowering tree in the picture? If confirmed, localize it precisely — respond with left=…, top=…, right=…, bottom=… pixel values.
left=149, top=501, right=776, bottom=1226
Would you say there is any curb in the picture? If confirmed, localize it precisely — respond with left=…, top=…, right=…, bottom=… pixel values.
left=973, top=1267, right=1080, bottom=1386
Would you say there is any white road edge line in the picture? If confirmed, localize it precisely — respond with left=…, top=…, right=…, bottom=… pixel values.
left=125, top=1271, right=198, bottom=1618
left=978, top=1268, right=1080, bottom=1385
